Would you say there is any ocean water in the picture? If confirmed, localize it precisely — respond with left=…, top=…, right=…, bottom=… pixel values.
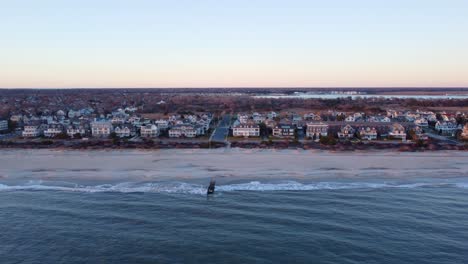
left=1, top=150, right=468, bottom=263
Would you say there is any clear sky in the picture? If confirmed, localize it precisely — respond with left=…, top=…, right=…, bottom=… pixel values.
left=1, top=0, right=468, bottom=88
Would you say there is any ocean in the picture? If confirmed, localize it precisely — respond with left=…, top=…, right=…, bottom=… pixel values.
left=1, top=149, right=467, bottom=263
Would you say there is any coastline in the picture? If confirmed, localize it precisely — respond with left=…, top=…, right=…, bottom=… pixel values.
left=0, top=139, right=466, bottom=151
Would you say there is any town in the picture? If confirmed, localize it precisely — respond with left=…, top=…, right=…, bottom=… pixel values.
left=0, top=95, right=468, bottom=151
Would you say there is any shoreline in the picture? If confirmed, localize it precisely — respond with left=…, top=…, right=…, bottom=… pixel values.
left=0, top=139, right=466, bottom=151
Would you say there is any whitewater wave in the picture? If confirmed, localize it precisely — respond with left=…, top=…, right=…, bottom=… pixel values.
left=1, top=180, right=467, bottom=194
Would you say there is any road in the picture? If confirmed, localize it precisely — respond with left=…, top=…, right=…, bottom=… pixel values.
left=210, top=114, right=231, bottom=143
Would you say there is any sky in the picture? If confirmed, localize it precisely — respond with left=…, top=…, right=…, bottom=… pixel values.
left=1, top=0, right=468, bottom=88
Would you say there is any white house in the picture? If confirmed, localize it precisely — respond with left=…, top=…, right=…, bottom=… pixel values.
left=272, top=124, right=295, bottom=138
left=22, top=125, right=42, bottom=137
left=345, top=115, right=355, bottom=122
left=140, top=124, right=159, bottom=138
left=232, top=124, right=260, bottom=137
left=43, top=124, right=64, bottom=137
left=435, top=121, right=461, bottom=136
left=91, top=120, right=113, bottom=137
left=114, top=124, right=135, bottom=138
left=169, top=125, right=197, bottom=138
left=337, top=124, right=355, bottom=139
left=306, top=122, right=328, bottom=138
left=0, top=120, right=8, bottom=131
left=66, top=125, right=87, bottom=137
left=388, top=123, right=407, bottom=140
left=359, top=127, right=378, bottom=140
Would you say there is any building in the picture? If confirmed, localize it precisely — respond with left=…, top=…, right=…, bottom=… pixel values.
left=114, top=124, right=135, bottom=138
left=306, top=122, right=328, bottom=138
left=413, top=126, right=429, bottom=141
left=169, top=124, right=197, bottom=138
left=91, top=120, right=113, bottom=137
left=337, top=124, right=355, bottom=139
left=359, top=127, right=378, bottom=140
left=155, top=120, right=169, bottom=130
left=0, top=120, right=8, bottom=132
left=272, top=124, right=295, bottom=138
left=140, top=124, right=159, bottom=138
left=232, top=124, right=260, bottom=137
left=388, top=123, right=407, bottom=140
left=435, top=121, right=461, bottom=136
left=66, top=124, right=87, bottom=137
left=22, top=124, right=42, bottom=137
left=43, top=124, right=64, bottom=137
left=414, top=118, right=428, bottom=127
left=461, top=124, right=468, bottom=140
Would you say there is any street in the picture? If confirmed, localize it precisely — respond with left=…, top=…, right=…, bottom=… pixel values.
left=210, top=114, right=231, bottom=143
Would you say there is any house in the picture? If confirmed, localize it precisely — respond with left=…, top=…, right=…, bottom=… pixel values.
left=388, top=123, right=407, bottom=140
left=345, top=115, right=355, bottom=122
left=435, top=121, right=461, bottom=136
left=9, top=115, right=23, bottom=122
left=0, top=120, right=8, bottom=132
left=43, top=124, right=64, bottom=137
left=155, top=120, right=169, bottom=130
left=359, top=127, right=378, bottom=140
left=272, top=124, right=295, bottom=138
left=91, top=120, right=113, bottom=137
left=169, top=124, right=197, bottom=138
left=140, top=124, right=159, bottom=138
left=66, top=124, right=87, bottom=137
left=232, top=123, right=260, bottom=137
left=237, top=114, right=249, bottom=124
left=337, top=124, right=355, bottom=139
left=252, top=113, right=266, bottom=124
left=461, top=124, right=468, bottom=140
left=380, top=117, right=391, bottom=122
left=413, top=126, right=429, bottom=141
left=22, top=124, right=42, bottom=137
left=414, top=118, right=428, bottom=127
left=114, top=124, right=135, bottom=138
left=267, top=112, right=278, bottom=119
left=306, top=122, right=328, bottom=138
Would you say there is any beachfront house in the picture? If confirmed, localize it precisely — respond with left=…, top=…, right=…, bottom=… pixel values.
left=388, top=123, right=407, bottom=140
left=22, top=124, right=42, bottom=137
left=306, top=122, right=328, bottom=138
left=232, top=123, right=260, bottom=137
left=43, top=124, right=64, bottom=137
left=169, top=124, right=197, bottom=138
left=66, top=124, right=87, bottom=137
left=114, top=124, right=135, bottom=138
left=91, top=120, right=113, bottom=137
left=337, top=124, right=355, bottom=139
left=272, top=124, right=295, bottom=138
left=359, top=127, right=378, bottom=140
left=140, top=124, right=159, bottom=138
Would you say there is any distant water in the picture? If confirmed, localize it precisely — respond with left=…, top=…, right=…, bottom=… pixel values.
left=254, top=93, right=468, bottom=100
left=1, top=150, right=468, bottom=263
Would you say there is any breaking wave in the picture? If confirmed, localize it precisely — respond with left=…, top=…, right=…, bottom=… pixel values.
left=1, top=180, right=467, bottom=194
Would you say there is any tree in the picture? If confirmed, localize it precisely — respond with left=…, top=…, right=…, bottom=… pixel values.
left=7, top=120, right=18, bottom=132
left=259, top=122, right=268, bottom=137
left=109, top=132, right=118, bottom=139
left=54, top=132, right=70, bottom=140
left=319, top=135, right=337, bottom=145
